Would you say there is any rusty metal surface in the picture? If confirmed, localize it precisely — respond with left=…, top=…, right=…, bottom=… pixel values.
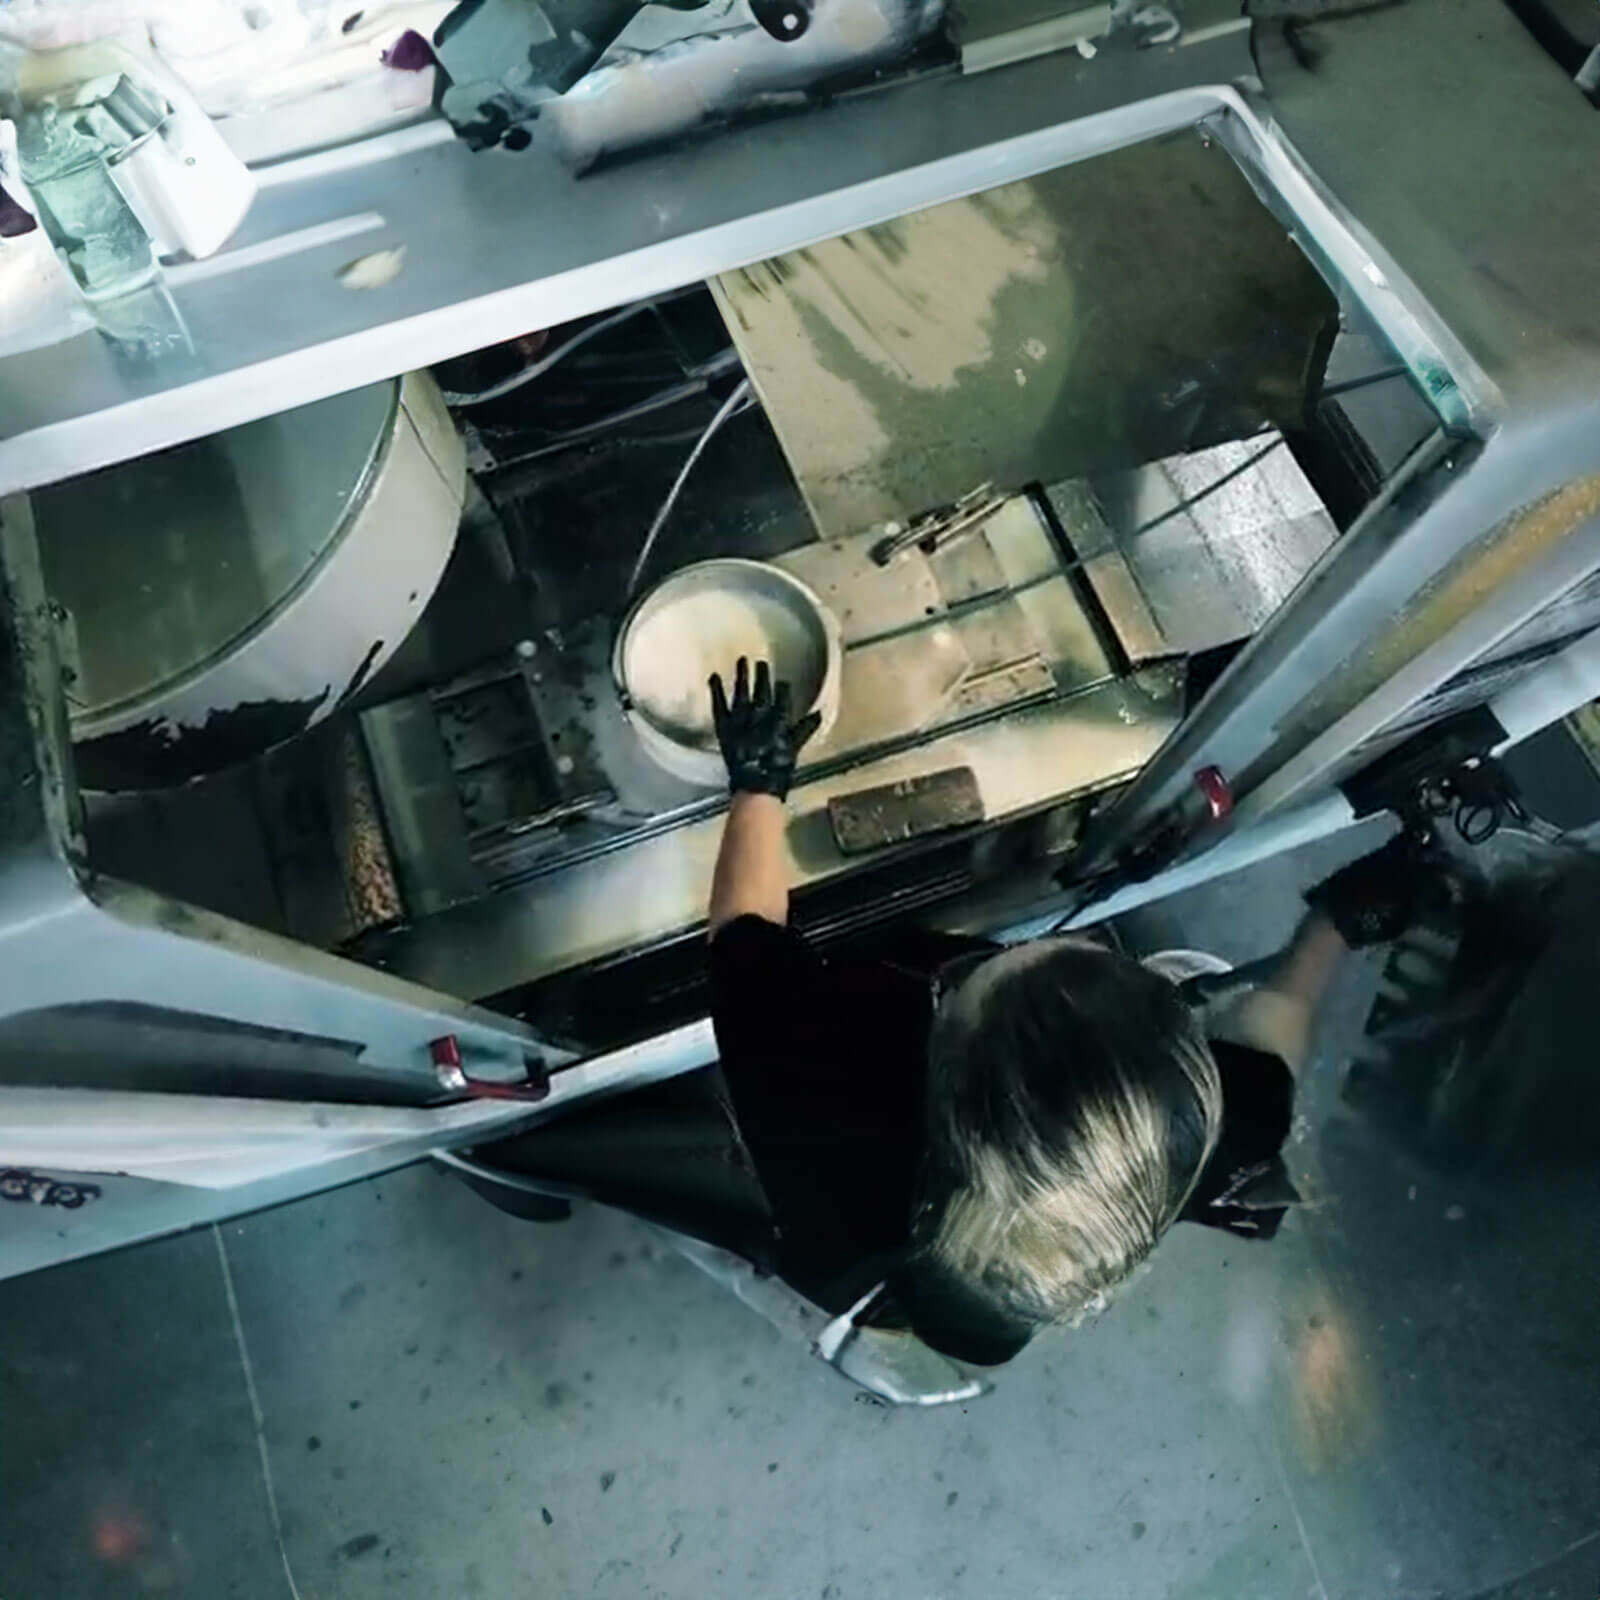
left=1239, top=472, right=1600, bottom=802
left=827, top=765, right=985, bottom=854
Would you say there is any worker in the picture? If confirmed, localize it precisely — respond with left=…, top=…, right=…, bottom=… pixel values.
left=704, top=657, right=1429, bottom=1368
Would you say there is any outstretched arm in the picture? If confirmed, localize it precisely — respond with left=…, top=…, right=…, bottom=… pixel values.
left=1210, top=832, right=1436, bottom=1072
left=705, top=657, right=821, bottom=937
left=1210, top=911, right=1348, bottom=1072
left=710, top=793, right=790, bottom=933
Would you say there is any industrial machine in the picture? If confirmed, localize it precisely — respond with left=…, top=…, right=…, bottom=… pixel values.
left=2, top=0, right=1598, bottom=1279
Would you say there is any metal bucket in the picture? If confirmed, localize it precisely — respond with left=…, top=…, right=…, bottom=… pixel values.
left=613, top=558, right=843, bottom=788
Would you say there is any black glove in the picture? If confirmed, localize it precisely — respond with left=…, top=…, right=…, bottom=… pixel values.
left=1304, top=832, right=1439, bottom=948
left=708, top=656, right=821, bottom=800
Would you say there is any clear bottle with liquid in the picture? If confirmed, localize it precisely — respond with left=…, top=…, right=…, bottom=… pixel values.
left=13, top=89, right=160, bottom=303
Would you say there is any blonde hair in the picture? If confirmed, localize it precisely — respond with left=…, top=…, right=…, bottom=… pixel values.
left=914, top=938, right=1224, bottom=1332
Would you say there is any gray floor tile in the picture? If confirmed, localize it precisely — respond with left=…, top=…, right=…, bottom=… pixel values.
left=0, top=1228, right=281, bottom=1600
left=221, top=1167, right=1316, bottom=1600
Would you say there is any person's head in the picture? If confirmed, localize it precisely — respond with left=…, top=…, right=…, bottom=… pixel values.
left=894, top=937, right=1223, bottom=1365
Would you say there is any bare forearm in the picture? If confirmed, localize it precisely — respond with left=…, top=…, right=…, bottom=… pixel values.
left=1210, top=912, right=1349, bottom=1073
left=709, top=793, right=790, bottom=934
left=1270, top=912, right=1349, bottom=1012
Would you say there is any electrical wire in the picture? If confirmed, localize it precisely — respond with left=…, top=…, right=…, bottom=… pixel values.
left=1318, top=365, right=1409, bottom=400
left=441, top=301, right=660, bottom=407
left=1130, top=437, right=1285, bottom=539
left=626, top=377, right=754, bottom=597
left=478, top=349, right=743, bottom=471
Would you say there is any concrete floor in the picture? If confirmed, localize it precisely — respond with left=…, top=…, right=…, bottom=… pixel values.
left=3, top=837, right=1598, bottom=1600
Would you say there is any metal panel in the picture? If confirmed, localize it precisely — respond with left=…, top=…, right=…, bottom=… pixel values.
left=0, top=2, right=1501, bottom=507
left=33, top=373, right=463, bottom=789
left=1048, top=433, right=1339, bottom=658
left=0, top=16, right=1258, bottom=496
left=1059, top=0, right=1600, bottom=871
left=0, top=495, right=560, bottom=1102
left=0, top=1013, right=718, bottom=1281
left=370, top=665, right=1183, bottom=1001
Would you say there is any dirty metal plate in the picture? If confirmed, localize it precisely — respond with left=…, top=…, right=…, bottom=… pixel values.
left=1044, top=432, right=1338, bottom=658
left=928, top=530, right=1009, bottom=607
left=811, top=624, right=973, bottom=758
left=712, top=133, right=1336, bottom=538
left=1125, top=435, right=1336, bottom=631
left=949, top=655, right=1058, bottom=718
left=777, top=534, right=944, bottom=647
left=254, top=720, right=403, bottom=947
left=1080, top=550, right=1169, bottom=664
left=1012, top=576, right=1114, bottom=693
left=1045, top=477, right=1171, bottom=663
left=980, top=494, right=1066, bottom=590
left=513, top=635, right=613, bottom=806
left=827, top=766, right=985, bottom=854
left=776, top=492, right=1112, bottom=766
left=360, top=694, right=483, bottom=917
left=948, top=594, right=1044, bottom=677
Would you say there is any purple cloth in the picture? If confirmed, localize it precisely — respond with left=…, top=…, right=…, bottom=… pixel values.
left=383, top=28, right=436, bottom=71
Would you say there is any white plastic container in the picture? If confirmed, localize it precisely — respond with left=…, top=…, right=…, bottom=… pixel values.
left=613, top=557, right=842, bottom=789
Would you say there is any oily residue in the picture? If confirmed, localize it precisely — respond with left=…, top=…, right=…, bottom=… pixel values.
left=76, top=692, right=328, bottom=790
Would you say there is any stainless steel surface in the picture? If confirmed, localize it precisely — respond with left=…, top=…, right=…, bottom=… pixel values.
left=1047, top=432, right=1339, bottom=657
left=372, top=664, right=1184, bottom=1000
left=781, top=493, right=1109, bottom=764
left=1080, top=549, right=1169, bottom=665
left=360, top=692, right=485, bottom=917
left=360, top=493, right=1107, bottom=937
left=1490, top=626, right=1600, bottom=752
left=1070, top=428, right=1465, bottom=875
left=869, top=484, right=1008, bottom=567
left=959, top=4, right=1115, bottom=74
left=34, top=380, right=396, bottom=724
left=1064, top=1, right=1600, bottom=873
left=0, top=492, right=568, bottom=1275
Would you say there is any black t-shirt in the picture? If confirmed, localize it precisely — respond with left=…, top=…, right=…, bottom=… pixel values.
left=708, top=914, right=1298, bottom=1316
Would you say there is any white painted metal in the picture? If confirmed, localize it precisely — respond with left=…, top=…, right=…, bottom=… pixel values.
left=42, top=371, right=461, bottom=779
left=0, top=35, right=1477, bottom=498
left=1491, top=626, right=1600, bottom=752
left=0, top=1084, right=540, bottom=1188
left=1054, top=793, right=1375, bottom=933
